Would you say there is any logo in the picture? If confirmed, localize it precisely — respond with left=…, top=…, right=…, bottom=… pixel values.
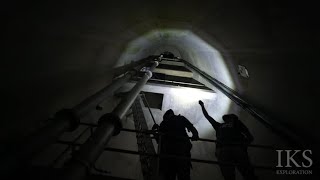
left=276, top=150, right=313, bottom=175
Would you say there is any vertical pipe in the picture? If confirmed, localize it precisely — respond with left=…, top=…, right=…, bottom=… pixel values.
left=3, top=57, right=156, bottom=178
left=73, top=70, right=137, bottom=117
left=112, top=61, right=159, bottom=119
left=21, top=71, right=134, bottom=160
left=61, top=61, right=159, bottom=180
left=62, top=118, right=116, bottom=180
left=157, top=135, right=162, bottom=176
left=74, top=55, right=158, bottom=117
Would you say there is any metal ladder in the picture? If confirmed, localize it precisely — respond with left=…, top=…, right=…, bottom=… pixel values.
left=132, top=96, right=158, bottom=180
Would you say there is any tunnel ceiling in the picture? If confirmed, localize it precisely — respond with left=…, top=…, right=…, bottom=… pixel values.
left=117, top=29, right=234, bottom=88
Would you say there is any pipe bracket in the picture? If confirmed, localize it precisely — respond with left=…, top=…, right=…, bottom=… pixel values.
left=98, top=113, right=123, bottom=136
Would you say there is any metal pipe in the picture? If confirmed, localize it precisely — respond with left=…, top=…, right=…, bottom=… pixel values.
left=61, top=61, right=159, bottom=180
left=73, top=70, right=137, bottom=117
left=62, top=118, right=117, bottom=180
left=156, top=134, right=162, bottom=175
left=112, top=55, right=158, bottom=77
left=3, top=57, right=157, bottom=178
left=73, top=56, right=160, bottom=117
left=180, top=58, right=304, bottom=148
left=113, top=61, right=159, bottom=119
left=15, top=69, right=133, bottom=164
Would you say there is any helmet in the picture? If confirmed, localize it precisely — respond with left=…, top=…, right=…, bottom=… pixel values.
left=163, top=109, right=174, bottom=120
left=222, top=114, right=238, bottom=122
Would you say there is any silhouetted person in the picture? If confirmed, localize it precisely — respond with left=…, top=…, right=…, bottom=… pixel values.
left=199, top=100, right=257, bottom=180
left=152, top=109, right=199, bottom=180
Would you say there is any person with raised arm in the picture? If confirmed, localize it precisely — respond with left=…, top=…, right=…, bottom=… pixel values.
left=199, top=100, right=257, bottom=180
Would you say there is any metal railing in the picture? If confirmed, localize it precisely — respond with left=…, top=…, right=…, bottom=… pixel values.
left=70, top=90, right=280, bottom=174
left=79, top=122, right=277, bottom=150
left=80, top=122, right=279, bottom=150
left=57, top=124, right=277, bottom=171
left=161, top=57, right=304, bottom=148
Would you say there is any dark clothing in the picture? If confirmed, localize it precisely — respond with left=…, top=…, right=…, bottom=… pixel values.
left=158, top=115, right=196, bottom=180
left=216, top=146, right=257, bottom=180
left=159, top=115, right=194, bottom=149
left=162, top=51, right=175, bottom=59
left=207, top=118, right=253, bottom=147
left=161, top=158, right=191, bottom=180
left=203, top=111, right=256, bottom=180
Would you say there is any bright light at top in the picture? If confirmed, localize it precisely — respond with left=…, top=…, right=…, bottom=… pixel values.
left=170, top=87, right=216, bottom=105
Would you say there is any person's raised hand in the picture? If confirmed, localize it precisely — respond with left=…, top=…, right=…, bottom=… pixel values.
left=191, top=133, right=199, bottom=141
left=199, top=100, right=204, bottom=106
left=152, top=124, right=159, bottom=131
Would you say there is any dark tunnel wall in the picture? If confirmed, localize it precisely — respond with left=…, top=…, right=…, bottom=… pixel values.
left=3, top=0, right=319, bottom=148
